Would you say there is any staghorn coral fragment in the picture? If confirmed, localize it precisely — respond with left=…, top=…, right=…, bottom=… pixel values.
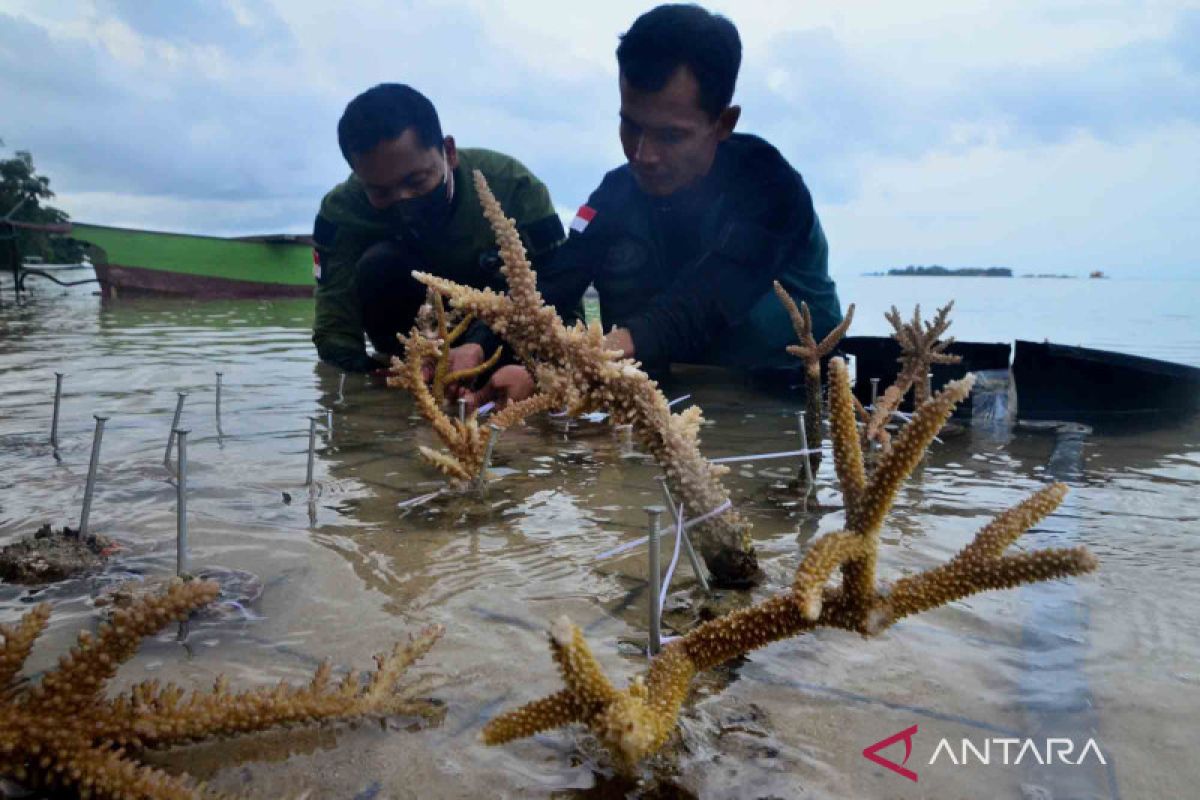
left=774, top=281, right=854, bottom=477
left=482, top=358, right=1096, bottom=771
left=427, top=293, right=503, bottom=402
left=0, top=579, right=443, bottom=800
left=415, top=171, right=758, bottom=586
left=388, top=290, right=547, bottom=487
left=388, top=332, right=490, bottom=484
left=865, top=301, right=963, bottom=449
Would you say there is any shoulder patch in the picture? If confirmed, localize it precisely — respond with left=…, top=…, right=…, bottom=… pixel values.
left=312, top=249, right=323, bottom=283
left=520, top=214, right=566, bottom=254
left=570, top=205, right=597, bottom=234
left=312, top=213, right=339, bottom=249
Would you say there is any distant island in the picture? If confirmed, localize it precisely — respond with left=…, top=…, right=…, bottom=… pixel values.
left=884, top=265, right=1012, bottom=277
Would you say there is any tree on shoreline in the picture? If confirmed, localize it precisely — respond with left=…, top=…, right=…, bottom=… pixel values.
left=1, top=141, right=84, bottom=266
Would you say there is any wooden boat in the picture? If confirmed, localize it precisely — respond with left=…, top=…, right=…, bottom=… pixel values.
left=1013, top=340, right=1200, bottom=424
left=837, top=335, right=1012, bottom=417
left=72, top=223, right=314, bottom=299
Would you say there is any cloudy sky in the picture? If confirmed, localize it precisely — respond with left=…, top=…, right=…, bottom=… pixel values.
left=2, top=0, right=1196, bottom=278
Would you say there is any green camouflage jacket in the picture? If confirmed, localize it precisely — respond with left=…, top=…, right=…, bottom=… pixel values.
left=312, top=148, right=564, bottom=372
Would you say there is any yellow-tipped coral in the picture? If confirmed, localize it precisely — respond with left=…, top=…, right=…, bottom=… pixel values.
left=0, top=579, right=442, bottom=799
left=481, top=357, right=1097, bottom=772
left=774, top=280, right=854, bottom=476
left=414, top=170, right=758, bottom=586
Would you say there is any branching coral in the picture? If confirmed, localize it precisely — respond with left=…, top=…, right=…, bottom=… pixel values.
left=414, top=170, right=757, bottom=586
left=481, top=357, right=1097, bottom=772
left=864, top=301, right=962, bottom=449
left=389, top=331, right=493, bottom=484
left=774, top=281, right=854, bottom=476
left=423, top=292, right=503, bottom=403
left=0, top=579, right=442, bottom=799
left=389, top=286, right=562, bottom=485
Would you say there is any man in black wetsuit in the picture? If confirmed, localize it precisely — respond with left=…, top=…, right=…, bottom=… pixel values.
left=470, top=3, right=843, bottom=405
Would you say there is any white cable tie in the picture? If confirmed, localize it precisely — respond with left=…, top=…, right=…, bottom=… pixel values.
left=596, top=536, right=649, bottom=561
left=476, top=401, right=495, bottom=417
left=667, top=394, right=691, bottom=408
left=596, top=497, right=732, bottom=562
left=710, top=448, right=820, bottom=464
left=889, top=410, right=943, bottom=443
left=682, top=498, right=732, bottom=530
left=397, top=488, right=444, bottom=509
left=658, top=501, right=685, bottom=623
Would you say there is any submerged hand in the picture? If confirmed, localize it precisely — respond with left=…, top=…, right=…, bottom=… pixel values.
left=468, top=365, right=535, bottom=409
left=420, top=342, right=485, bottom=392
left=604, top=327, right=635, bottom=358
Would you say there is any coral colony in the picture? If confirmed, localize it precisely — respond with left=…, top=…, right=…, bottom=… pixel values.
left=0, top=580, right=442, bottom=799
left=388, top=291, right=558, bottom=485
left=414, top=171, right=759, bottom=586
left=861, top=301, right=962, bottom=450
left=773, top=280, right=854, bottom=475
left=481, top=359, right=1097, bottom=771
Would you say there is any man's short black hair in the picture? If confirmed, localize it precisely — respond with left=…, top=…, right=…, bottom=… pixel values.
left=616, top=4, right=742, bottom=119
left=337, top=83, right=444, bottom=164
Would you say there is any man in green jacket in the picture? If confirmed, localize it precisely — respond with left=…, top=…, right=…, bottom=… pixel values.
left=312, top=83, right=565, bottom=374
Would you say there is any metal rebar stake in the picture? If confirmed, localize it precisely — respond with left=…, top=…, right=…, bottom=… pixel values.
left=79, top=415, right=108, bottom=537
left=617, top=423, right=634, bottom=456
left=305, top=416, right=318, bottom=490
left=50, top=372, right=64, bottom=450
left=797, top=410, right=815, bottom=492
left=457, top=397, right=467, bottom=424
left=473, top=423, right=502, bottom=494
left=337, top=371, right=346, bottom=404
left=175, top=429, right=189, bottom=577
left=164, top=392, right=187, bottom=467
left=870, top=377, right=880, bottom=408
left=656, top=478, right=710, bottom=593
left=645, top=505, right=664, bottom=656
left=214, top=372, right=223, bottom=437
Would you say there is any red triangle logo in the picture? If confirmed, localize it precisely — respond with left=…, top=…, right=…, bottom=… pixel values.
left=863, top=724, right=919, bottom=782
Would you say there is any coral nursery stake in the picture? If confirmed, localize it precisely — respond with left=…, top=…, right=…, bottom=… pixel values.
left=481, top=358, right=1097, bottom=772
left=415, top=171, right=758, bottom=586
left=0, top=579, right=442, bottom=799
left=774, top=280, right=854, bottom=476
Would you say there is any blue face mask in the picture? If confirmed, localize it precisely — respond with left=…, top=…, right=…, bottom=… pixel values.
left=394, top=157, right=455, bottom=239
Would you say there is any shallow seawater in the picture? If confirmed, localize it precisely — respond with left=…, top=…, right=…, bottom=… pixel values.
left=2, top=277, right=1199, bottom=799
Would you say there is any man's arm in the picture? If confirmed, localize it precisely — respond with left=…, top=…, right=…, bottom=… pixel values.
left=312, top=214, right=383, bottom=373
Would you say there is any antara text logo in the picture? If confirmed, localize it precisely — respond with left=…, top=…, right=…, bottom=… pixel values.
left=862, top=725, right=1107, bottom=783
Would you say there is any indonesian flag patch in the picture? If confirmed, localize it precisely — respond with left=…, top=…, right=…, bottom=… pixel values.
left=570, top=204, right=596, bottom=234
left=312, top=249, right=322, bottom=282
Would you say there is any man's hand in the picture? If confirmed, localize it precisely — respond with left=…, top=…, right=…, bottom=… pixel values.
left=604, top=327, right=636, bottom=358
left=420, top=343, right=485, bottom=397
left=447, top=342, right=485, bottom=375
left=467, top=364, right=536, bottom=409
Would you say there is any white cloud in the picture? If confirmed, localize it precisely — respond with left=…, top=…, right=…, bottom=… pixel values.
left=1, top=0, right=1196, bottom=277
left=823, top=123, right=1200, bottom=278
